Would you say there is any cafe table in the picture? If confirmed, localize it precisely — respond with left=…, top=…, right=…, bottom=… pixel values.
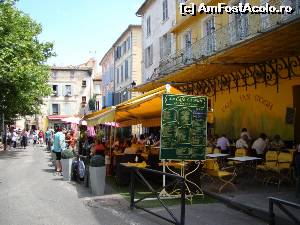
left=227, top=156, right=262, bottom=176
left=206, top=153, right=229, bottom=158
left=206, top=153, right=229, bottom=167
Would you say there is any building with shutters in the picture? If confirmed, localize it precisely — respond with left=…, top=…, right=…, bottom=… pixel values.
left=100, top=25, right=142, bottom=106
left=134, top=0, right=300, bottom=144
left=136, top=0, right=176, bottom=83
left=39, top=60, right=95, bottom=130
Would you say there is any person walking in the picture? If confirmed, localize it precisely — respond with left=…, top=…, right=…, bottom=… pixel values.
left=32, top=130, right=38, bottom=147
left=45, top=128, right=51, bottom=150
left=38, top=130, right=44, bottom=146
left=52, top=127, right=66, bottom=174
left=20, top=129, right=28, bottom=149
left=6, top=128, right=12, bottom=150
left=12, top=129, right=18, bottom=149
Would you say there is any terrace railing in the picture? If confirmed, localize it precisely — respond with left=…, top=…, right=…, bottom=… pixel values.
left=155, top=0, right=300, bottom=79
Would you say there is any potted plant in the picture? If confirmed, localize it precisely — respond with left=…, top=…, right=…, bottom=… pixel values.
left=89, top=152, right=106, bottom=196
left=61, top=149, right=75, bottom=181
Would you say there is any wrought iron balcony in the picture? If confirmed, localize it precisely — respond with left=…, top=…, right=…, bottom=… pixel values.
left=155, top=0, right=300, bottom=79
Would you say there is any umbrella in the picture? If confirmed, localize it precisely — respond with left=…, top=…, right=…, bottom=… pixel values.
left=61, top=116, right=81, bottom=124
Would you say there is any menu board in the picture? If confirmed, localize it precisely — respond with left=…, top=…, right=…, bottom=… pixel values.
left=160, top=94, right=207, bottom=161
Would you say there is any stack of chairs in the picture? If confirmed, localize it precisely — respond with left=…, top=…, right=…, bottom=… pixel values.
left=256, top=151, right=294, bottom=190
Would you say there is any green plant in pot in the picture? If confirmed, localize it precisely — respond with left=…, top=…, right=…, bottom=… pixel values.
left=61, top=148, right=75, bottom=159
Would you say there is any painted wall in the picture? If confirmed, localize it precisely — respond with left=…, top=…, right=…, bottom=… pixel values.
left=213, top=77, right=300, bottom=141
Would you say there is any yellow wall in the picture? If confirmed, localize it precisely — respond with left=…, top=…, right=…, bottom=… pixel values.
left=213, top=77, right=300, bottom=140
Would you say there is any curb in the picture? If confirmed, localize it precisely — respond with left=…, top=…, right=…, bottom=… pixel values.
left=204, top=190, right=291, bottom=225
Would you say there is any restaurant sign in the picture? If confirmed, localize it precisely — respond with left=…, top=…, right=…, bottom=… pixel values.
left=160, top=94, right=207, bottom=161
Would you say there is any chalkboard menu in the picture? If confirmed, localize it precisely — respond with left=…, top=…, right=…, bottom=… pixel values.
left=160, top=94, right=207, bottom=161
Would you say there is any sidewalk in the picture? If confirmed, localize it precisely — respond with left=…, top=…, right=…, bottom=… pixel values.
left=203, top=177, right=300, bottom=225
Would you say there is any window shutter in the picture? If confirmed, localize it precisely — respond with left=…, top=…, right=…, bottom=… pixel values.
left=150, top=45, right=153, bottom=65
left=57, top=104, right=60, bottom=115
left=159, top=37, right=163, bottom=59
left=57, top=85, right=60, bottom=96
left=167, top=33, right=172, bottom=56
left=62, top=85, right=66, bottom=96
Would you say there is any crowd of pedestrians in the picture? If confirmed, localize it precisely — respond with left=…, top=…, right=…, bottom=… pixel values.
left=2, top=127, right=46, bottom=150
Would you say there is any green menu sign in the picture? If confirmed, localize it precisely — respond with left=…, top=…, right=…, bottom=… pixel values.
left=160, top=94, right=207, bottom=161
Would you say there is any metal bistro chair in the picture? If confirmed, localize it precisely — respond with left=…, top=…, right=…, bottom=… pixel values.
left=269, top=151, right=294, bottom=190
left=206, top=147, right=213, bottom=154
left=256, top=150, right=278, bottom=183
left=202, top=159, right=237, bottom=193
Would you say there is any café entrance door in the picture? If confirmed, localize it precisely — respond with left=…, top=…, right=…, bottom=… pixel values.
left=293, top=85, right=300, bottom=144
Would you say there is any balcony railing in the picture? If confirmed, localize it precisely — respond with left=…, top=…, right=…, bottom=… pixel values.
left=155, top=0, right=300, bottom=79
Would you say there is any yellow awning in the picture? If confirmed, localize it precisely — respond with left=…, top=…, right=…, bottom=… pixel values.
left=85, top=108, right=116, bottom=126
left=84, top=85, right=182, bottom=127
left=115, top=85, right=182, bottom=126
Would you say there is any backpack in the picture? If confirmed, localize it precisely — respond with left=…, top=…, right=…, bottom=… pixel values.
left=78, top=159, right=85, bottom=179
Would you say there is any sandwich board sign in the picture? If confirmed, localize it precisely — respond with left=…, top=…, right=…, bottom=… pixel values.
left=160, top=94, right=207, bottom=161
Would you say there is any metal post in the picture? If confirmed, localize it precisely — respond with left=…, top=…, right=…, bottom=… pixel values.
left=269, top=198, right=275, bottom=225
left=130, top=168, right=135, bottom=210
left=180, top=178, right=186, bottom=225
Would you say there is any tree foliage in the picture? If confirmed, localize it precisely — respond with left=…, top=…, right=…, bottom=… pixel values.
left=0, top=0, right=55, bottom=121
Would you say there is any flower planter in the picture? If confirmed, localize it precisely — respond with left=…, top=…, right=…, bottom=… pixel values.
left=61, top=158, right=73, bottom=181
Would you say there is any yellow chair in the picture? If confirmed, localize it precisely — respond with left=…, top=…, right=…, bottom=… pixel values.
left=206, top=147, right=213, bottom=154
left=256, top=151, right=278, bottom=182
left=235, top=148, right=247, bottom=157
left=270, top=152, right=294, bottom=190
left=228, top=148, right=247, bottom=166
left=202, top=159, right=237, bottom=193
left=213, top=148, right=221, bottom=154
left=257, top=151, right=278, bottom=170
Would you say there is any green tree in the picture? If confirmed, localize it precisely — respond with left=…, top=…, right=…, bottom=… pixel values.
left=0, top=0, right=55, bottom=122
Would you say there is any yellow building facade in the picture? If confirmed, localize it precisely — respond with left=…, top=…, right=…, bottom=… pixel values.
left=135, top=0, right=300, bottom=143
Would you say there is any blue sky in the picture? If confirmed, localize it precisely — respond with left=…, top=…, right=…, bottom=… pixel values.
left=16, top=0, right=145, bottom=66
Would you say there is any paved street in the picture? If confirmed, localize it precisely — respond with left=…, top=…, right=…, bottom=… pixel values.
left=0, top=145, right=266, bottom=225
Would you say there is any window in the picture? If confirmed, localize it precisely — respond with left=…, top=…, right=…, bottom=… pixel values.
left=160, top=33, right=172, bottom=59
left=95, top=85, right=101, bottom=94
left=52, top=104, right=59, bottom=115
left=122, top=41, right=127, bottom=55
left=125, top=60, right=129, bottom=80
left=183, top=31, right=192, bottom=63
left=51, top=71, right=57, bottom=79
left=121, top=65, right=124, bottom=82
left=229, top=0, right=248, bottom=43
left=204, top=16, right=216, bottom=54
left=70, top=71, right=75, bottom=78
left=163, top=0, right=168, bottom=21
left=82, top=96, right=86, bottom=103
left=127, top=36, right=131, bottom=50
left=145, top=45, right=153, bottom=68
left=52, top=85, right=58, bottom=96
left=82, top=80, right=87, bottom=87
left=96, top=100, right=100, bottom=111
left=117, top=68, right=120, bottom=84
left=64, top=103, right=72, bottom=115
left=115, top=46, right=122, bottom=60
left=146, top=16, right=151, bottom=37
left=65, top=85, right=72, bottom=96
